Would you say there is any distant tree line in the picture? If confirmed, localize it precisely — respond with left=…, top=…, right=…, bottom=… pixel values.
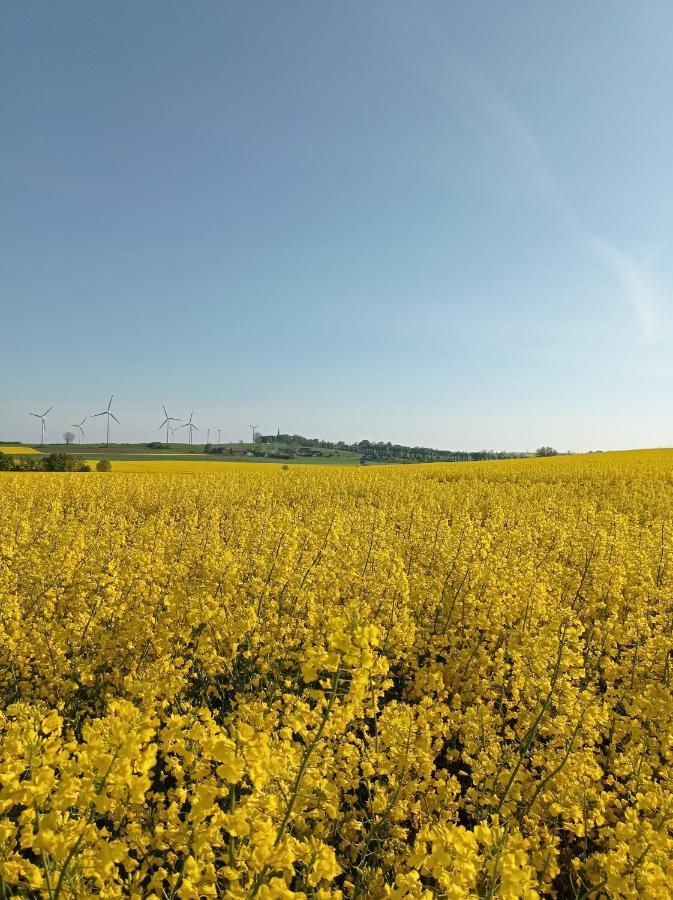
left=259, top=434, right=532, bottom=464
left=0, top=454, right=111, bottom=472
left=356, top=444, right=529, bottom=464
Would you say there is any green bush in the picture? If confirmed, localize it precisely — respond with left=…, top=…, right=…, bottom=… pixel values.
left=0, top=454, right=15, bottom=471
left=18, top=457, right=45, bottom=471
left=43, top=453, right=89, bottom=472
left=96, top=459, right=112, bottom=472
left=44, top=453, right=70, bottom=471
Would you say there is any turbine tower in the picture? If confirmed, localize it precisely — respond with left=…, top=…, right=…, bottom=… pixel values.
left=70, top=416, right=88, bottom=443
left=179, top=412, right=198, bottom=446
left=218, top=427, right=221, bottom=445
left=93, top=395, right=119, bottom=447
left=159, top=405, right=180, bottom=445
left=249, top=424, right=257, bottom=445
left=29, top=406, right=53, bottom=446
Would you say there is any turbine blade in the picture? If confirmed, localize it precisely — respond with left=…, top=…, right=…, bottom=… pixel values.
left=29, top=413, right=40, bottom=418
left=163, top=405, right=168, bottom=418
left=92, top=411, right=106, bottom=417
left=44, top=407, right=54, bottom=416
left=110, top=413, right=120, bottom=424
left=108, top=395, right=113, bottom=409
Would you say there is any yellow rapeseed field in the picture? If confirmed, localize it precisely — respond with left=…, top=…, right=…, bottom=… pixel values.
left=0, top=446, right=39, bottom=455
left=84, top=460, right=242, bottom=474
left=1, top=451, right=672, bottom=898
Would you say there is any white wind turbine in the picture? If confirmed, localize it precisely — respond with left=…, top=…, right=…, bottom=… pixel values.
left=70, top=416, right=88, bottom=443
left=249, top=424, right=257, bottom=445
left=159, top=405, right=181, bottom=445
left=29, top=406, right=53, bottom=446
left=179, top=412, right=198, bottom=445
left=93, top=395, right=120, bottom=447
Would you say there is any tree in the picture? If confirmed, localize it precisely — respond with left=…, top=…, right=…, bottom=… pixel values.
left=63, top=431, right=75, bottom=445
left=535, top=446, right=558, bottom=457
left=17, top=457, right=44, bottom=471
left=44, top=453, right=89, bottom=471
left=96, top=459, right=112, bottom=471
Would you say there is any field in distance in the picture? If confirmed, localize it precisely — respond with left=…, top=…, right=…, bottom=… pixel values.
left=8, top=442, right=364, bottom=465
left=84, top=459, right=308, bottom=473
left=0, top=444, right=40, bottom=455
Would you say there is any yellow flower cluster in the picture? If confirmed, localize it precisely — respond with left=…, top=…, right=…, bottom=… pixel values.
left=1, top=450, right=673, bottom=897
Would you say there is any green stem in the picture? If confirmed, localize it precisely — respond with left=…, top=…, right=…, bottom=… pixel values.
left=34, top=802, right=55, bottom=899
left=495, top=628, right=566, bottom=816
left=53, top=747, right=120, bottom=900
left=522, top=702, right=588, bottom=818
left=248, top=666, right=342, bottom=898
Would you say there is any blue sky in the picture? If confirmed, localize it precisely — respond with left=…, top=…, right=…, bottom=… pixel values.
left=3, top=1, right=673, bottom=451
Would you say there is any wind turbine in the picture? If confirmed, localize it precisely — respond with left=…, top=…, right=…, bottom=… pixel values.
left=70, top=416, right=88, bottom=443
left=93, top=395, right=119, bottom=447
left=218, top=427, right=221, bottom=445
left=29, top=406, right=53, bottom=446
left=249, top=424, right=257, bottom=445
left=159, top=405, right=180, bottom=445
left=179, top=412, right=198, bottom=445
left=206, top=427, right=210, bottom=445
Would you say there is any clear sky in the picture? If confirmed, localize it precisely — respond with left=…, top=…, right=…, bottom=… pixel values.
left=3, top=2, right=673, bottom=451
